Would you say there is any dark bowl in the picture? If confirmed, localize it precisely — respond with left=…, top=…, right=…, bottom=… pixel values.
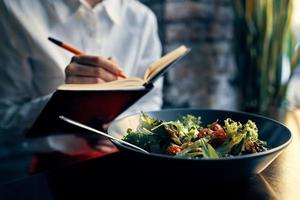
left=107, top=109, right=292, bottom=181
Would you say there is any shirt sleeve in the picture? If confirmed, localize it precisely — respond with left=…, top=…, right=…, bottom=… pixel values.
left=0, top=95, right=52, bottom=135
left=0, top=1, right=51, bottom=135
left=119, top=9, right=163, bottom=118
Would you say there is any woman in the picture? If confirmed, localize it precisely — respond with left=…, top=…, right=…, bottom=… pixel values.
left=0, top=0, right=163, bottom=155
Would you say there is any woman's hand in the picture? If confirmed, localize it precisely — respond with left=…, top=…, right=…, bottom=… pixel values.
left=47, top=134, right=116, bottom=156
left=65, top=55, right=123, bottom=84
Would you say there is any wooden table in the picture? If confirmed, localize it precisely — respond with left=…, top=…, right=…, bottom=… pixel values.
left=0, top=110, right=300, bottom=199
left=261, top=109, right=300, bottom=199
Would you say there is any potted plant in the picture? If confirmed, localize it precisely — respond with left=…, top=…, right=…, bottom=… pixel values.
left=233, top=0, right=300, bottom=120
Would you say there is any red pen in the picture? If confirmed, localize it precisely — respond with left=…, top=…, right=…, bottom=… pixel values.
left=48, top=37, right=126, bottom=78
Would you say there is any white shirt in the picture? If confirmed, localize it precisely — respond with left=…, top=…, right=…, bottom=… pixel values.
left=0, top=0, right=163, bottom=135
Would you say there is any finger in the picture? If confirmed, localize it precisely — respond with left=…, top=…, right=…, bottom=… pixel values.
left=47, top=135, right=95, bottom=156
left=108, top=57, right=125, bottom=74
left=72, top=55, right=122, bottom=75
left=97, top=138, right=115, bottom=148
left=102, top=123, right=111, bottom=131
left=108, top=56, right=119, bottom=65
left=95, top=140, right=116, bottom=153
left=97, top=145, right=115, bottom=153
left=66, top=63, right=117, bottom=82
left=66, top=76, right=105, bottom=84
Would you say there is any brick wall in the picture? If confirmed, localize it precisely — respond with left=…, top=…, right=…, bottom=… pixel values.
left=142, top=0, right=238, bottom=110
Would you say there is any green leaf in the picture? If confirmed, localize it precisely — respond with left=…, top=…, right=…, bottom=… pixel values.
left=230, top=138, right=245, bottom=156
left=199, top=139, right=219, bottom=158
left=123, top=129, right=162, bottom=153
left=176, top=140, right=202, bottom=157
left=180, top=115, right=201, bottom=131
left=139, top=112, right=162, bottom=130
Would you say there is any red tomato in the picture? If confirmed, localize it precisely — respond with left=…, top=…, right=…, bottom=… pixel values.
left=198, top=128, right=213, bottom=139
left=166, top=145, right=181, bottom=155
left=208, top=130, right=226, bottom=147
left=210, top=123, right=223, bottom=131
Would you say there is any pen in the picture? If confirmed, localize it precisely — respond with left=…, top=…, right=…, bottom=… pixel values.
left=48, top=37, right=126, bottom=78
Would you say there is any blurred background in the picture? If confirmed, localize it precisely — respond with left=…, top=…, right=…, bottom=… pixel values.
left=142, top=0, right=300, bottom=119
left=142, top=0, right=238, bottom=110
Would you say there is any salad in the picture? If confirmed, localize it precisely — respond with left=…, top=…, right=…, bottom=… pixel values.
left=123, top=113, right=268, bottom=158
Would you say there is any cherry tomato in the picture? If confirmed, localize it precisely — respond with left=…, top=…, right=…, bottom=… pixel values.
left=208, top=130, right=226, bottom=147
left=210, top=123, right=223, bottom=131
left=198, top=128, right=213, bottom=139
left=166, top=145, right=181, bottom=155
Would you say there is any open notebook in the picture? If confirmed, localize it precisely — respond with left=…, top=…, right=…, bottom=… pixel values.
left=27, top=45, right=190, bottom=137
left=58, top=45, right=190, bottom=91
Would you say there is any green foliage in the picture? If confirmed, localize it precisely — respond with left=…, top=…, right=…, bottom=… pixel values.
left=223, top=118, right=243, bottom=138
left=199, top=139, right=219, bottom=159
left=217, top=118, right=264, bottom=156
left=139, top=112, right=162, bottom=130
left=124, top=129, right=162, bottom=153
left=123, top=113, right=268, bottom=158
left=233, top=0, right=299, bottom=114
